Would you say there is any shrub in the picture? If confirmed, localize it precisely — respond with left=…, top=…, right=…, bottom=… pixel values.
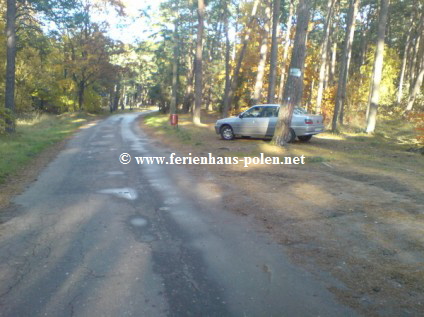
left=0, top=108, right=16, bottom=134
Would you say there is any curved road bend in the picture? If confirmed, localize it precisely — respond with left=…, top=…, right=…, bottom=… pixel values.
left=0, top=112, right=358, bottom=316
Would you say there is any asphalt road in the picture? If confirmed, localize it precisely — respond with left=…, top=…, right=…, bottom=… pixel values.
left=0, top=112, right=358, bottom=317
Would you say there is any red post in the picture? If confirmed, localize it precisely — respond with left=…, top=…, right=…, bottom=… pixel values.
left=170, top=114, right=178, bottom=127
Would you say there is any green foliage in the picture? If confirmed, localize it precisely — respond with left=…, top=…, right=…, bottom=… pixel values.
left=83, top=88, right=103, bottom=113
left=0, top=0, right=126, bottom=116
left=0, top=108, right=16, bottom=135
left=0, top=113, right=92, bottom=183
left=345, top=46, right=400, bottom=119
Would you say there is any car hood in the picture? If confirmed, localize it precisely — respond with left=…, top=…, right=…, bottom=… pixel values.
left=216, top=117, right=238, bottom=124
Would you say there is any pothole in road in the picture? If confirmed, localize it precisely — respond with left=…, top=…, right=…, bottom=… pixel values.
left=128, top=216, right=158, bottom=243
left=139, top=234, right=156, bottom=242
left=148, top=180, right=172, bottom=191
left=106, top=171, right=124, bottom=176
left=164, top=197, right=180, bottom=205
left=97, top=188, right=138, bottom=200
left=130, top=217, right=148, bottom=227
left=91, top=141, right=109, bottom=146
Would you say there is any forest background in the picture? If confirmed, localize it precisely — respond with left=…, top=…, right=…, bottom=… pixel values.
left=0, top=0, right=423, bottom=143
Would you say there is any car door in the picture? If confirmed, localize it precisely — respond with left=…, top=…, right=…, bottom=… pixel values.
left=239, top=106, right=266, bottom=136
left=263, top=106, right=279, bottom=136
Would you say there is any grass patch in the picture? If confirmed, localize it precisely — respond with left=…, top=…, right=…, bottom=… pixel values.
left=0, top=112, right=98, bottom=184
left=144, top=113, right=207, bottom=144
left=304, top=156, right=327, bottom=163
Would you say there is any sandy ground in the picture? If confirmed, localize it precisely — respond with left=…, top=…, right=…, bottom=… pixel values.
left=141, top=115, right=424, bottom=317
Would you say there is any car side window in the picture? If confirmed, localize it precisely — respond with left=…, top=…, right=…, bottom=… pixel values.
left=293, top=107, right=308, bottom=115
left=263, top=106, right=278, bottom=117
left=243, top=106, right=264, bottom=118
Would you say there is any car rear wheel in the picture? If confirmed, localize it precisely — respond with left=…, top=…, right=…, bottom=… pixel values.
left=298, top=135, right=312, bottom=142
left=220, top=125, right=235, bottom=140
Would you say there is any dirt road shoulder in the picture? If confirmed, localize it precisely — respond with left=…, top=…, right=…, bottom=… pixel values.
left=141, top=113, right=424, bottom=317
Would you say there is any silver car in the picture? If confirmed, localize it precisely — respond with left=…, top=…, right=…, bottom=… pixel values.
left=215, top=104, right=324, bottom=142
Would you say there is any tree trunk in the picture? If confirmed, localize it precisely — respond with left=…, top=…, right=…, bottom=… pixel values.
left=5, top=0, right=17, bottom=133
left=406, top=15, right=424, bottom=112
left=411, top=14, right=424, bottom=91
left=223, top=0, right=231, bottom=113
left=183, top=61, right=194, bottom=113
left=120, top=85, right=127, bottom=110
left=170, top=17, right=179, bottom=115
left=183, top=16, right=195, bottom=114
left=406, top=67, right=424, bottom=111
left=329, top=40, right=337, bottom=86
left=193, top=0, right=205, bottom=125
left=408, top=14, right=424, bottom=94
left=316, top=0, right=336, bottom=113
left=267, top=0, right=281, bottom=103
left=272, top=0, right=311, bottom=146
left=252, top=4, right=271, bottom=105
left=222, top=0, right=260, bottom=118
left=397, top=16, right=414, bottom=103
left=78, top=81, right=85, bottom=110
left=331, top=0, right=360, bottom=131
left=365, top=0, right=390, bottom=133
left=359, top=5, right=372, bottom=67
left=113, top=82, right=121, bottom=112
left=277, top=0, right=294, bottom=103
left=109, top=89, right=114, bottom=112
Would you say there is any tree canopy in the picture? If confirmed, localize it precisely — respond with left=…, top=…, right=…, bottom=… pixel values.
left=1, top=0, right=423, bottom=141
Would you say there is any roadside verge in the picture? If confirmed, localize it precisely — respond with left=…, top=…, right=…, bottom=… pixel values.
left=140, top=112, right=424, bottom=317
left=0, top=113, right=104, bottom=210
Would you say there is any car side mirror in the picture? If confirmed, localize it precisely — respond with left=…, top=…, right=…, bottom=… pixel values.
left=238, top=113, right=243, bottom=118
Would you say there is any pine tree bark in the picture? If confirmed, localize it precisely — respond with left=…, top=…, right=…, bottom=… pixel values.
left=331, top=0, right=360, bottom=131
left=408, top=13, right=424, bottom=95
left=316, top=0, right=336, bottom=113
left=365, top=0, right=390, bottom=133
left=113, top=82, right=121, bottom=112
left=223, top=0, right=231, bottom=113
left=397, top=17, right=414, bottom=103
left=406, top=67, right=424, bottom=111
left=329, top=40, right=337, bottom=86
left=267, top=0, right=281, bottom=103
left=170, top=17, right=179, bottom=115
left=277, top=0, right=294, bottom=103
left=5, top=0, right=17, bottom=133
left=406, top=12, right=424, bottom=111
left=183, top=16, right=195, bottom=114
left=193, top=0, right=205, bottom=125
left=252, top=4, right=271, bottom=105
left=359, top=5, right=372, bottom=67
left=183, top=61, right=194, bottom=113
left=272, top=0, right=311, bottom=146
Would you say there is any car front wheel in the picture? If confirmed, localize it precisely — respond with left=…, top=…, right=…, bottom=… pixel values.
left=220, top=125, right=235, bottom=140
left=298, top=135, right=312, bottom=142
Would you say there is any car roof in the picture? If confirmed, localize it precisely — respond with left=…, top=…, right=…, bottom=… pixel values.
left=253, top=104, right=303, bottom=108
left=254, top=104, right=280, bottom=107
